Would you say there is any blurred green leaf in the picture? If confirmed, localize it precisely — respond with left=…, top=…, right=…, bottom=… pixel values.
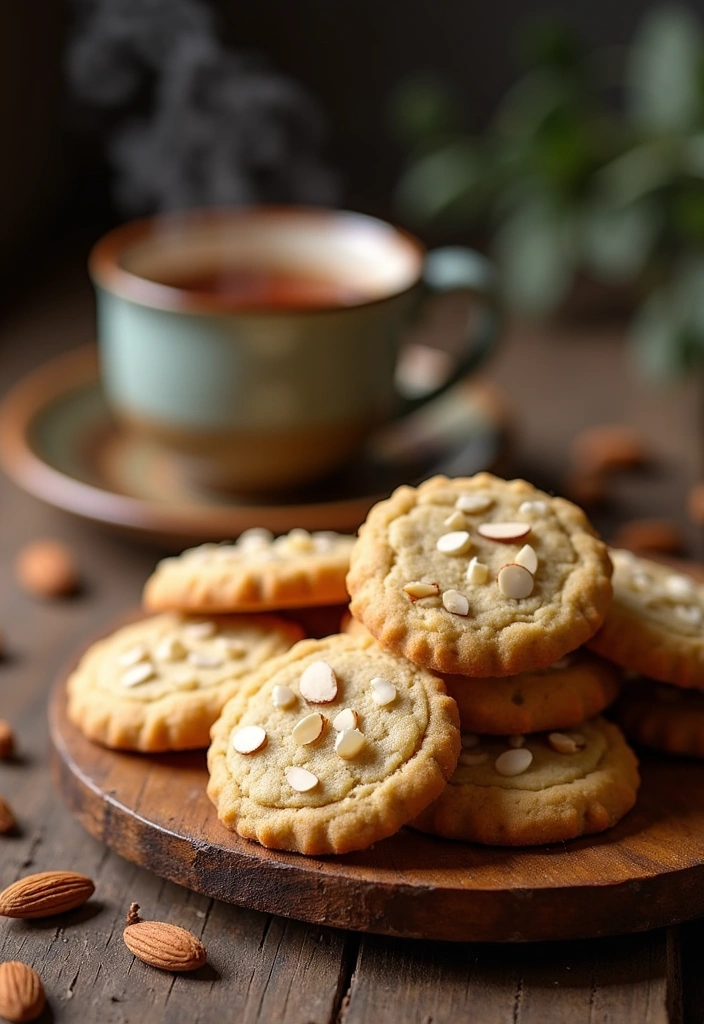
left=681, top=132, right=704, bottom=175
left=518, top=20, right=585, bottom=74
left=671, top=184, right=704, bottom=241
left=595, top=141, right=678, bottom=204
left=495, top=202, right=574, bottom=312
left=581, top=199, right=660, bottom=280
left=387, top=77, right=465, bottom=149
left=631, top=260, right=704, bottom=377
left=626, top=5, right=703, bottom=133
left=630, top=288, right=687, bottom=378
left=393, top=140, right=484, bottom=226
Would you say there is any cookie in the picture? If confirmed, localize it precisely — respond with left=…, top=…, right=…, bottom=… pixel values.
left=411, top=717, right=639, bottom=846
left=346, top=473, right=612, bottom=677
left=587, top=549, right=704, bottom=689
left=614, top=678, right=704, bottom=758
left=66, top=612, right=303, bottom=752
left=143, top=528, right=356, bottom=614
left=207, top=632, right=460, bottom=855
left=443, top=649, right=621, bottom=735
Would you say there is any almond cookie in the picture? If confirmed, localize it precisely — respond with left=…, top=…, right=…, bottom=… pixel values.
left=207, top=632, right=460, bottom=855
left=411, top=717, right=639, bottom=846
left=143, top=529, right=356, bottom=614
left=614, top=678, right=704, bottom=758
left=443, top=650, right=621, bottom=735
left=587, top=549, right=704, bottom=689
left=346, top=474, right=612, bottom=677
left=67, top=613, right=303, bottom=751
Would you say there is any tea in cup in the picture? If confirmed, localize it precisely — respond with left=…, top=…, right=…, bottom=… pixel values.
left=89, top=206, right=499, bottom=493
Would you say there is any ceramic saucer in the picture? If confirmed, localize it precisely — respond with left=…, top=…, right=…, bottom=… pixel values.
left=0, top=347, right=509, bottom=546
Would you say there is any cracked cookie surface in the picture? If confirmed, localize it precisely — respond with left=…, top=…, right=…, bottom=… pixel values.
left=143, top=529, right=355, bottom=613
left=207, top=632, right=460, bottom=855
left=443, top=649, right=621, bottom=735
left=411, top=717, right=639, bottom=845
left=67, top=612, right=302, bottom=751
left=587, top=550, right=704, bottom=689
left=346, top=474, right=612, bottom=676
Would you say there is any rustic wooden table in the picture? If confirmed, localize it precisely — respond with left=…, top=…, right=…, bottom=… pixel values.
left=0, top=251, right=702, bottom=1023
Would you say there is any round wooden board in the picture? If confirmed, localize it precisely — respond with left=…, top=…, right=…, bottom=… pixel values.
left=50, top=672, right=704, bottom=944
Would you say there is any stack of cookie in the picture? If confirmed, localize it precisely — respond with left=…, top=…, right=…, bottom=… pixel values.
left=588, top=548, right=704, bottom=759
left=346, top=473, right=640, bottom=847
left=66, top=528, right=354, bottom=752
left=66, top=474, right=646, bottom=857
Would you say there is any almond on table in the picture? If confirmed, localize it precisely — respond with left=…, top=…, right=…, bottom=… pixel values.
left=123, top=903, right=207, bottom=972
left=0, top=961, right=46, bottom=1023
left=0, top=870, right=94, bottom=919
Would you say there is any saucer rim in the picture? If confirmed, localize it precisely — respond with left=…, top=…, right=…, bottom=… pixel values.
left=0, top=346, right=505, bottom=545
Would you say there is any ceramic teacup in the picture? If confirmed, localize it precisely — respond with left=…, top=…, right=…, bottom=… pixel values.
left=89, top=206, right=500, bottom=493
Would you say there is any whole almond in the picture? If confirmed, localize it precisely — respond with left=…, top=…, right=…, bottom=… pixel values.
left=123, top=903, right=207, bottom=972
left=14, top=539, right=80, bottom=598
left=0, top=796, right=16, bottom=834
left=0, top=961, right=46, bottom=1023
left=0, top=719, right=14, bottom=760
left=0, top=870, right=95, bottom=919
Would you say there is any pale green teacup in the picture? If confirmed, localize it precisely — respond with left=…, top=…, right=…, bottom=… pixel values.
left=89, top=207, right=500, bottom=493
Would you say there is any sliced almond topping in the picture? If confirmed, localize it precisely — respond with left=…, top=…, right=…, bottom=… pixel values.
left=272, top=684, right=296, bottom=709
left=459, top=751, right=489, bottom=766
left=237, top=527, right=274, bottom=550
left=217, top=637, right=247, bottom=658
left=118, top=645, right=149, bottom=668
left=183, top=621, right=218, bottom=640
left=370, top=677, right=396, bottom=706
left=456, top=493, right=493, bottom=514
left=442, top=589, right=469, bottom=616
left=335, top=728, right=366, bottom=759
left=628, top=571, right=651, bottom=592
left=187, top=651, right=223, bottom=668
left=403, top=581, right=441, bottom=601
left=518, top=500, right=547, bottom=515
left=466, top=557, right=489, bottom=585
left=332, top=708, right=359, bottom=731
left=498, top=563, right=534, bottom=599
left=121, top=662, right=157, bottom=688
left=548, top=732, right=583, bottom=754
left=549, top=655, right=573, bottom=671
left=443, top=510, right=466, bottom=530
left=155, top=636, right=187, bottom=662
left=436, top=530, right=472, bottom=556
left=232, top=725, right=267, bottom=754
left=275, top=528, right=315, bottom=554
left=292, top=712, right=326, bottom=745
left=665, top=574, right=696, bottom=598
left=285, top=766, right=319, bottom=792
left=478, top=522, right=532, bottom=542
left=299, top=660, right=338, bottom=703
left=514, top=544, right=538, bottom=575
left=508, top=734, right=526, bottom=748
left=675, top=604, right=703, bottom=626
left=461, top=733, right=481, bottom=749
left=495, top=748, right=533, bottom=776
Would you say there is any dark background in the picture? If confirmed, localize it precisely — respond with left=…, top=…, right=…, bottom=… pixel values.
left=4, top=0, right=704, bottom=267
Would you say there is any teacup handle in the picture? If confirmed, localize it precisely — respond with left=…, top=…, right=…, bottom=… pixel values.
left=398, top=246, right=501, bottom=415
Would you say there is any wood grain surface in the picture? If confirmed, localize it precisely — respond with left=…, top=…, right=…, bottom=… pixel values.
left=0, top=250, right=698, bottom=1020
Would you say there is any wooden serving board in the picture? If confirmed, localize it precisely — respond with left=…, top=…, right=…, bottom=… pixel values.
left=50, top=672, right=704, bottom=944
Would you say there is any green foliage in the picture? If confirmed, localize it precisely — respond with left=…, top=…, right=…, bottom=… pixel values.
left=391, top=5, right=704, bottom=377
